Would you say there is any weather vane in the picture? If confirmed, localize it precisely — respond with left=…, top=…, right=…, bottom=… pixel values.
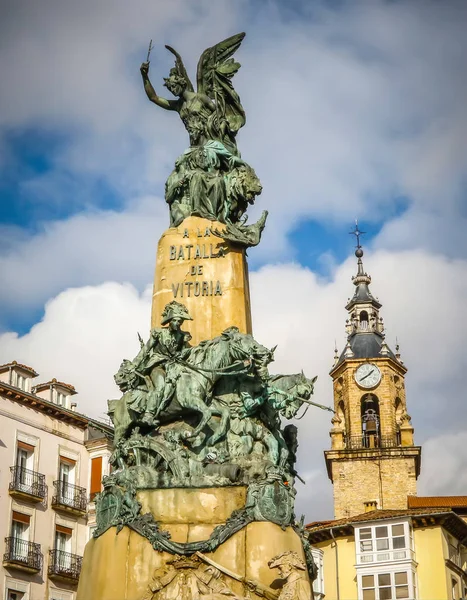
left=349, top=219, right=365, bottom=249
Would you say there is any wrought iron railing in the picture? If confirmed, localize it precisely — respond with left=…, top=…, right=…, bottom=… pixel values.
left=9, top=466, right=46, bottom=500
left=345, top=434, right=401, bottom=450
left=3, top=537, right=43, bottom=571
left=52, top=481, right=87, bottom=512
left=48, top=549, right=82, bottom=580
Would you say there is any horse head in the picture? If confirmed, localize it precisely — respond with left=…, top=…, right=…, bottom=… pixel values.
left=272, top=372, right=317, bottom=419
left=114, top=359, right=138, bottom=392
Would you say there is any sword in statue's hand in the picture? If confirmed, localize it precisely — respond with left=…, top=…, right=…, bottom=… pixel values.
left=146, top=39, right=153, bottom=64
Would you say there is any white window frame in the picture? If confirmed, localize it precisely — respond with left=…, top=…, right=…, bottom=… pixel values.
left=54, top=528, right=73, bottom=569
left=356, top=519, right=414, bottom=565
left=55, top=389, right=69, bottom=408
left=10, top=514, right=31, bottom=562
left=15, top=447, right=34, bottom=481
left=4, top=577, right=30, bottom=600
left=355, top=519, right=418, bottom=600
left=15, top=433, right=39, bottom=471
left=14, top=372, right=30, bottom=392
left=48, top=592, right=73, bottom=600
left=311, top=547, right=324, bottom=599
left=358, top=568, right=417, bottom=600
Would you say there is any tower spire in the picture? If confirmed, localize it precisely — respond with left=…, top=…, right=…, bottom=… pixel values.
left=347, top=221, right=380, bottom=311
left=335, top=222, right=392, bottom=368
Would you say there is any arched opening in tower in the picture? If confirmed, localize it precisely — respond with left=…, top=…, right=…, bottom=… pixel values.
left=361, top=393, right=380, bottom=448
left=359, top=310, right=369, bottom=331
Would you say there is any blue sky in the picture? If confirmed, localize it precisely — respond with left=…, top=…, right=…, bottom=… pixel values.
left=1, top=0, right=467, bottom=518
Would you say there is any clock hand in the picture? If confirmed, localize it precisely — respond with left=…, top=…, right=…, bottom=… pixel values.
left=359, top=370, right=375, bottom=382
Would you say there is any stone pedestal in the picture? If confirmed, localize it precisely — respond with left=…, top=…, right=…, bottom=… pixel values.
left=76, top=487, right=312, bottom=600
left=151, top=216, right=252, bottom=345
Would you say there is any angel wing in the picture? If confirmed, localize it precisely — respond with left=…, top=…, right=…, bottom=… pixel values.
left=196, top=32, right=246, bottom=134
left=165, top=45, right=195, bottom=92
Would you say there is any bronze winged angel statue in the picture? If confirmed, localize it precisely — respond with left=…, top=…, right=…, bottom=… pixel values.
left=140, top=33, right=263, bottom=229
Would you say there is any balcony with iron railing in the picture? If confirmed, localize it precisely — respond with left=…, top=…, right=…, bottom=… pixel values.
left=345, top=432, right=401, bottom=450
left=9, top=466, right=47, bottom=502
left=48, top=549, right=82, bottom=582
left=3, top=537, right=43, bottom=573
left=52, top=481, right=87, bottom=515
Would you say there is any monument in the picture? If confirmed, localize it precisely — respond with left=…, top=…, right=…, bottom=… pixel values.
left=77, top=32, right=317, bottom=600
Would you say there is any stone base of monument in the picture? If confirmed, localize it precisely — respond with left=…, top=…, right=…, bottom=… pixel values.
left=151, top=216, right=252, bottom=345
left=76, top=487, right=312, bottom=600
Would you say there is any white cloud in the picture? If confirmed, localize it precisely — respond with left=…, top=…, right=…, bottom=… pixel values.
left=418, top=432, right=467, bottom=496
left=0, top=195, right=167, bottom=327
left=2, top=247, right=466, bottom=519
left=0, top=282, right=152, bottom=423
left=1, top=0, right=467, bottom=268
left=1, top=0, right=466, bottom=522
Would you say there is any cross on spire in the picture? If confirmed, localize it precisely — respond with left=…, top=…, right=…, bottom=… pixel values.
left=349, top=219, right=366, bottom=250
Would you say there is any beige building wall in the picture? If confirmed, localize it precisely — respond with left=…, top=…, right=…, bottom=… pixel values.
left=0, top=366, right=112, bottom=600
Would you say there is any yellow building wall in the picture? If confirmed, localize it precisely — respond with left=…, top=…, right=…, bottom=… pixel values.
left=412, top=527, right=447, bottom=600
left=315, top=536, right=358, bottom=600
left=314, top=525, right=466, bottom=600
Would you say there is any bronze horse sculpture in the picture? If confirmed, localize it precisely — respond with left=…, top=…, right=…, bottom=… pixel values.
left=108, top=327, right=275, bottom=447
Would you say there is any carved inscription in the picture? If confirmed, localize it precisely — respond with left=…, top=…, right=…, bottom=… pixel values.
left=170, top=227, right=225, bottom=298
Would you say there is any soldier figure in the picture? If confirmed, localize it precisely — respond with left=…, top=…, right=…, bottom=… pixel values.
left=133, top=301, right=193, bottom=424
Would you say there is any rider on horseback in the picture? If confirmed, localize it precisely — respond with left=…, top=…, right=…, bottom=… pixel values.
left=133, top=301, right=193, bottom=425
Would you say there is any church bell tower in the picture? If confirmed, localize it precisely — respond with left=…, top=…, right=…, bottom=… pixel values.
left=325, top=227, right=421, bottom=519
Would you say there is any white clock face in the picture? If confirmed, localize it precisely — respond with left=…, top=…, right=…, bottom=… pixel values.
left=355, top=363, right=381, bottom=388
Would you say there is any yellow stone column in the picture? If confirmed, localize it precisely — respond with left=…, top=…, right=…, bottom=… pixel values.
left=76, top=488, right=313, bottom=600
left=151, top=216, right=252, bottom=345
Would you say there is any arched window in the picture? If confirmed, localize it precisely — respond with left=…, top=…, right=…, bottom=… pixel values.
left=361, top=394, right=380, bottom=448
left=359, top=310, right=369, bottom=331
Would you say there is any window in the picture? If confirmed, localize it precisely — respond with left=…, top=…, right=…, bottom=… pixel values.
left=311, top=547, right=325, bottom=599
left=361, top=571, right=410, bottom=600
left=7, top=592, right=25, bottom=600
left=55, top=525, right=73, bottom=568
left=360, top=311, right=369, bottom=330
left=15, top=441, right=35, bottom=486
left=14, top=373, right=30, bottom=392
left=357, top=522, right=410, bottom=563
left=58, top=456, right=76, bottom=504
left=11, top=512, right=30, bottom=560
left=59, top=457, right=76, bottom=484
left=90, top=456, right=103, bottom=501
left=5, top=578, right=29, bottom=600
left=361, top=395, right=380, bottom=447
left=49, top=592, right=73, bottom=600
left=55, top=391, right=68, bottom=408
left=452, top=578, right=459, bottom=600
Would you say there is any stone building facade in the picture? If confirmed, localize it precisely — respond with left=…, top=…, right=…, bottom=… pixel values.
left=324, top=243, right=421, bottom=519
left=0, top=361, right=112, bottom=600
